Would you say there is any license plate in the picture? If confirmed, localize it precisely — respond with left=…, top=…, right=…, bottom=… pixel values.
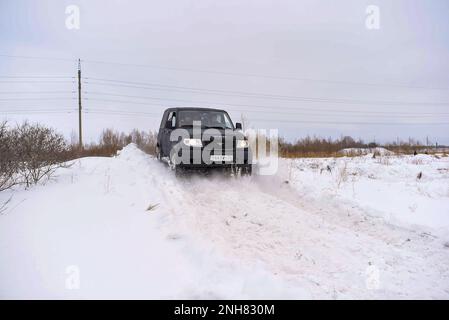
left=210, top=155, right=233, bottom=162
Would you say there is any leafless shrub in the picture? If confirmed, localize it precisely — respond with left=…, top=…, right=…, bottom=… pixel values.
left=320, top=165, right=332, bottom=174
left=69, top=128, right=158, bottom=158
left=411, top=158, right=424, bottom=165
left=0, top=122, right=19, bottom=191
left=146, top=203, right=159, bottom=211
left=1, top=121, right=71, bottom=190
left=0, top=195, right=12, bottom=215
left=14, top=122, right=69, bottom=187
left=336, top=161, right=348, bottom=188
left=130, top=129, right=158, bottom=155
left=376, top=156, right=391, bottom=166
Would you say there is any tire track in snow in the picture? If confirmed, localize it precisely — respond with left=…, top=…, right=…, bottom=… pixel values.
left=149, top=162, right=449, bottom=299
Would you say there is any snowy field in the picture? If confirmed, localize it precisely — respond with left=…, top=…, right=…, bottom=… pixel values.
left=0, top=144, right=448, bottom=299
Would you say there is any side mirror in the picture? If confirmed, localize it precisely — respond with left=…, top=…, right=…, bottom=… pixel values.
left=235, top=122, right=242, bottom=130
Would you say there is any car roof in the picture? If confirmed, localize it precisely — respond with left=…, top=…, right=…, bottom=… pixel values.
left=164, top=107, right=227, bottom=113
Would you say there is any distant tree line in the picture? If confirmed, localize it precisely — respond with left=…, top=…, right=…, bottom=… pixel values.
left=69, top=128, right=158, bottom=158
left=1, top=120, right=445, bottom=194
left=279, top=135, right=367, bottom=158
left=278, top=135, right=444, bottom=158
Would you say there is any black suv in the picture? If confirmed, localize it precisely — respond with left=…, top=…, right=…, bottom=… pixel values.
left=156, top=107, right=252, bottom=175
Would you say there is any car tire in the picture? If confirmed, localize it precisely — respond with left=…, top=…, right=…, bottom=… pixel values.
left=242, top=165, right=252, bottom=176
left=169, top=151, right=184, bottom=177
left=156, top=146, right=162, bottom=161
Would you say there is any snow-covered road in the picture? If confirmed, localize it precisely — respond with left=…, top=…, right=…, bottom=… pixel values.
left=1, top=144, right=448, bottom=299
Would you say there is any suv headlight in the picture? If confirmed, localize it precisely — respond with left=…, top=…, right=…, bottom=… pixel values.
left=236, top=140, right=249, bottom=148
left=183, top=138, right=203, bottom=147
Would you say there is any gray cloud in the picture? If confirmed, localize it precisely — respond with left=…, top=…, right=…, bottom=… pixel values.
left=1, top=0, right=448, bottom=144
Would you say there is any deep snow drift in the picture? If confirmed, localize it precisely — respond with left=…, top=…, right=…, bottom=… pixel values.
left=0, top=144, right=448, bottom=299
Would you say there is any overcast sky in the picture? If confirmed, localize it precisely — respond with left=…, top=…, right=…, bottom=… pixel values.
left=1, top=0, right=448, bottom=144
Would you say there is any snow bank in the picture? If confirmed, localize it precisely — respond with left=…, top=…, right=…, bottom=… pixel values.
left=1, top=144, right=448, bottom=299
left=0, top=144, right=306, bottom=299
left=284, top=154, right=449, bottom=233
left=339, top=147, right=394, bottom=156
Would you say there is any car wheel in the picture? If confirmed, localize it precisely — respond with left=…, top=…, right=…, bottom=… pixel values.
left=169, top=152, right=183, bottom=177
left=240, top=165, right=252, bottom=177
left=156, top=146, right=162, bottom=161
left=169, top=152, right=176, bottom=169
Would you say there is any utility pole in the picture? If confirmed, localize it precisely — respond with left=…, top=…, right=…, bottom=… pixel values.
left=77, top=59, right=83, bottom=148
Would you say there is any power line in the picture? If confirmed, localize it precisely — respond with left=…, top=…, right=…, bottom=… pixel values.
left=0, top=54, right=76, bottom=63
left=0, top=107, right=76, bottom=111
left=84, top=80, right=449, bottom=107
left=1, top=55, right=447, bottom=130
left=83, top=93, right=449, bottom=116
left=82, top=109, right=449, bottom=125
left=0, top=76, right=75, bottom=79
left=1, top=110, right=76, bottom=114
left=83, top=106, right=447, bottom=120
left=1, top=53, right=447, bottom=90
left=84, top=109, right=161, bottom=118
left=0, top=80, right=75, bottom=83
left=0, top=97, right=76, bottom=101
left=82, top=107, right=446, bottom=122
left=84, top=112, right=159, bottom=119
left=247, top=118, right=449, bottom=126
left=80, top=60, right=448, bottom=90
left=0, top=108, right=76, bottom=112
left=0, top=91, right=76, bottom=94
left=84, top=98, right=152, bottom=105
left=84, top=109, right=159, bottom=116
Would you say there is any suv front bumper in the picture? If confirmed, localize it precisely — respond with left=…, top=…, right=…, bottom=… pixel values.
left=174, top=147, right=252, bottom=168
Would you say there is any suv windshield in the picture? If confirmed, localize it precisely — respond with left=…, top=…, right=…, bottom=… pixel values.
left=177, top=110, right=234, bottom=129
